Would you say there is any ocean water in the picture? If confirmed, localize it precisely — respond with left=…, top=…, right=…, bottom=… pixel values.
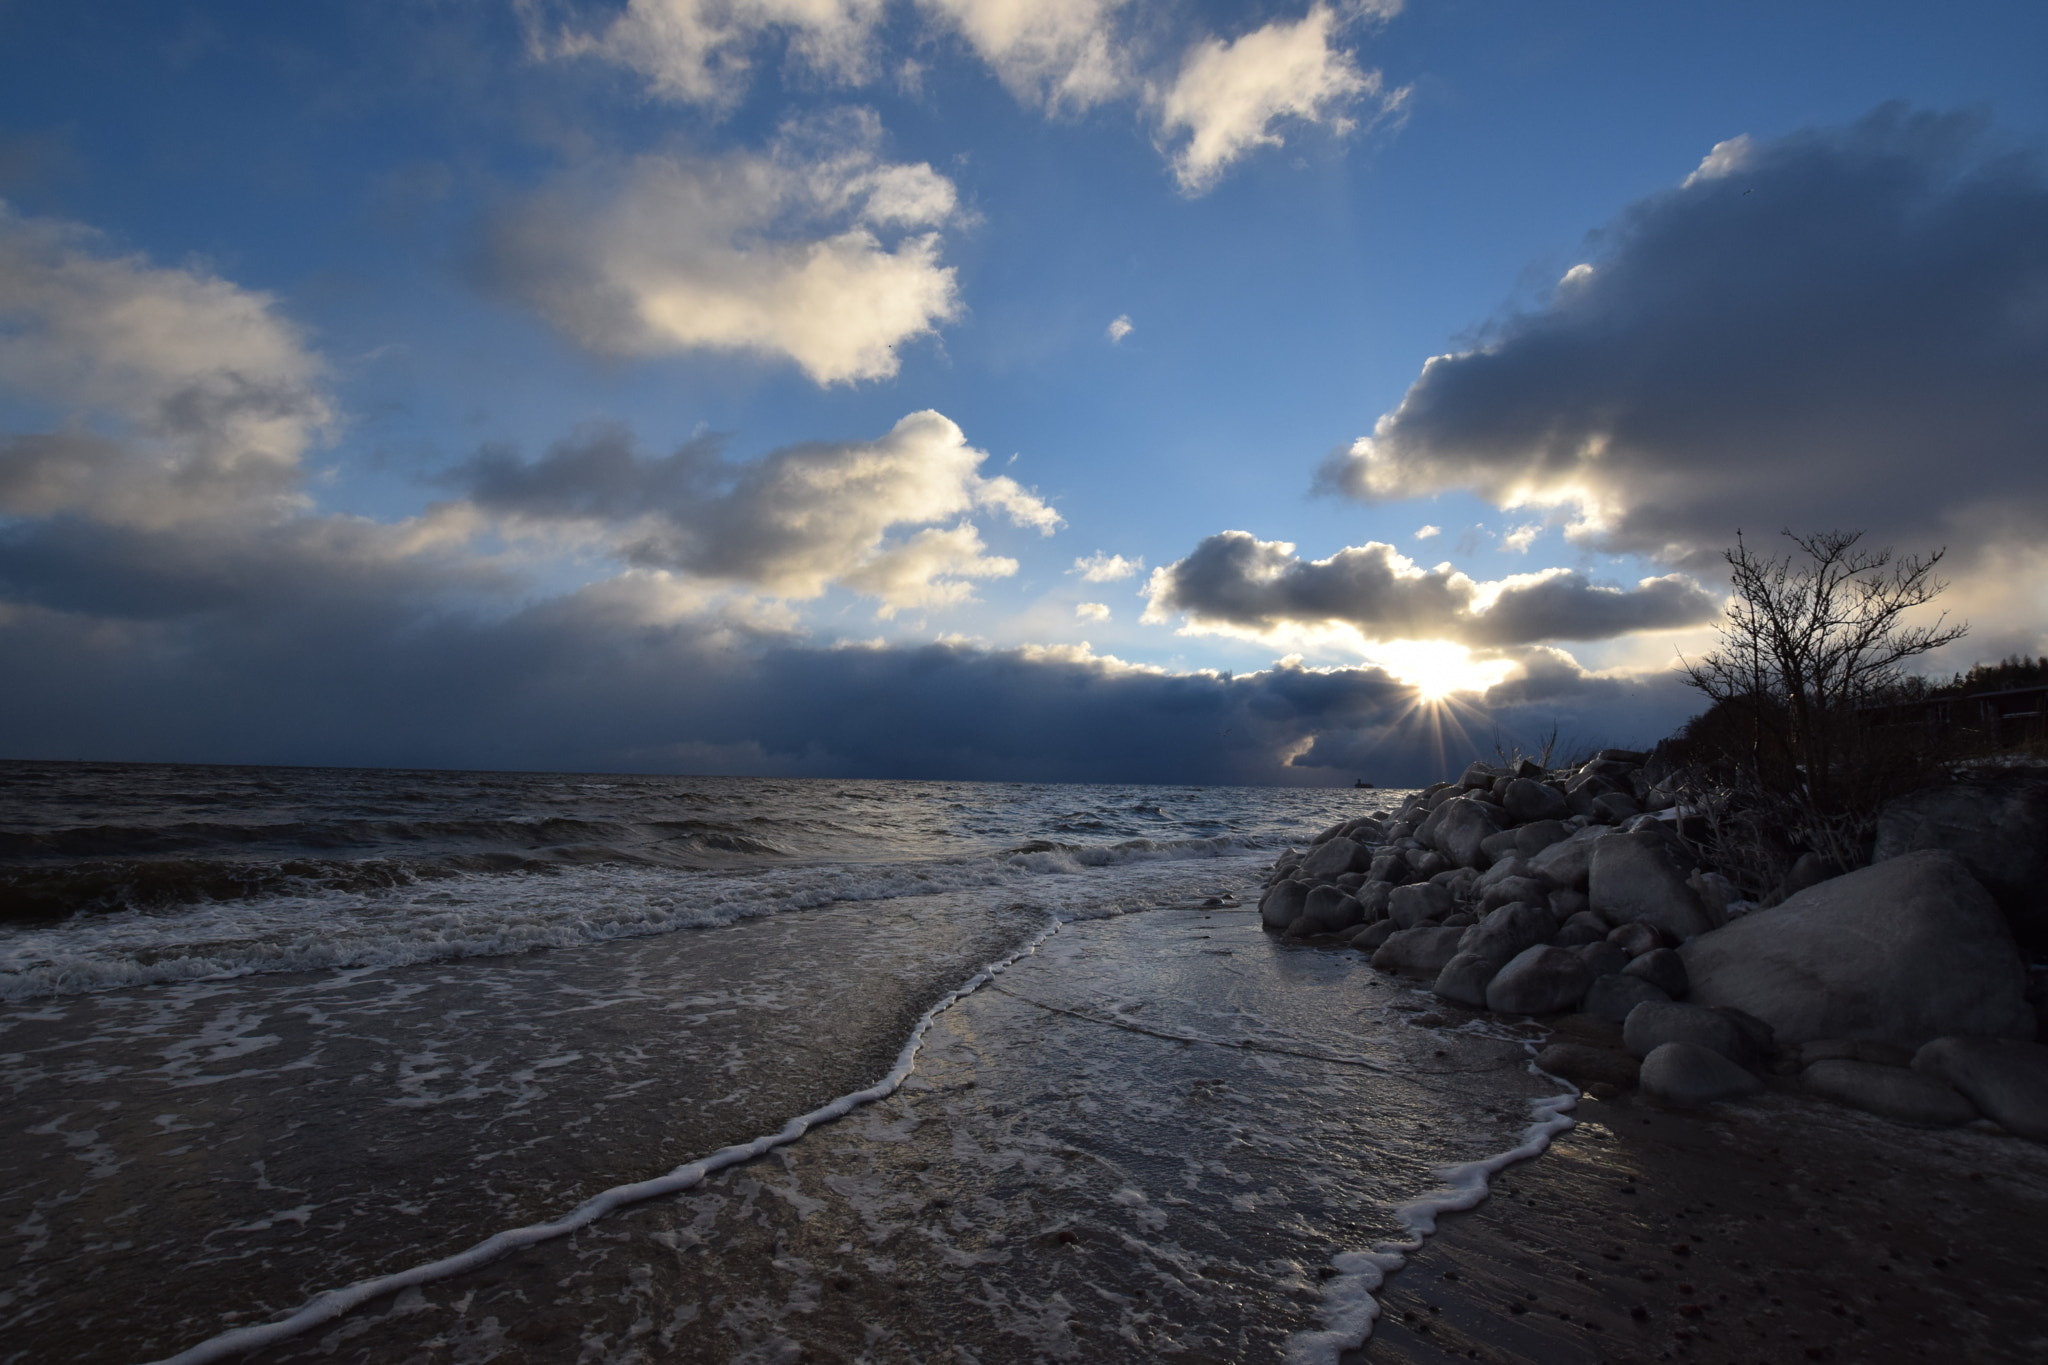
left=0, top=762, right=1571, bottom=1364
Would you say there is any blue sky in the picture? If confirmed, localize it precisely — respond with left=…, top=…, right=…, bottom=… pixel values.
left=2, top=1, right=2045, bottom=782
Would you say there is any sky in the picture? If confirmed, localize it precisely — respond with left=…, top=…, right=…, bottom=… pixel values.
left=1, top=0, right=2045, bottom=784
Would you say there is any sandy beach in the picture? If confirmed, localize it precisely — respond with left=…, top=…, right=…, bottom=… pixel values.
left=1355, top=1079, right=2048, bottom=1364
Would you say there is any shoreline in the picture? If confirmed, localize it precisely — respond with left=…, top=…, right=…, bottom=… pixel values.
left=1349, top=1082, right=2048, bottom=1364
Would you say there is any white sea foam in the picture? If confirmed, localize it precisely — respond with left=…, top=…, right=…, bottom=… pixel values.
left=1285, top=1055, right=1579, bottom=1365
left=0, top=837, right=1260, bottom=1001
left=143, top=917, right=1066, bottom=1365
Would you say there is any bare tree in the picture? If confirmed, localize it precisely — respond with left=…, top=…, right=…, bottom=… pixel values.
left=1680, top=529, right=1967, bottom=812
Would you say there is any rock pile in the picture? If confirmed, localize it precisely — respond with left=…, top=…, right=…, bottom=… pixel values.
left=1259, top=753, right=2048, bottom=1141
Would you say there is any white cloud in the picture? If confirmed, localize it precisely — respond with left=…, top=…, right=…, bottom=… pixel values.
left=1106, top=313, right=1133, bottom=343
left=1075, top=600, right=1111, bottom=622
left=0, top=205, right=333, bottom=530
left=919, top=0, right=1130, bottom=113
left=462, top=409, right=1060, bottom=610
left=1154, top=4, right=1403, bottom=193
left=1413, top=523, right=1439, bottom=540
left=480, top=111, right=960, bottom=384
left=1069, top=550, right=1143, bottom=581
left=557, top=0, right=887, bottom=109
left=1502, top=522, right=1541, bottom=553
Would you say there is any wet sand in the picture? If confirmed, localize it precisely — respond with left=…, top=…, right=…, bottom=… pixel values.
left=1354, top=1083, right=2048, bottom=1365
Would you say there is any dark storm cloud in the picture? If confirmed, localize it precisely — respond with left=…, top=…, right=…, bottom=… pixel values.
left=1145, top=531, right=1717, bottom=645
left=1318, top=105, right=2048, bottom=567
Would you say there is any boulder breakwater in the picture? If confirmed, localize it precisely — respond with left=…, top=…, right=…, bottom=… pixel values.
left=1260, top=751, right=2048, bottom=1140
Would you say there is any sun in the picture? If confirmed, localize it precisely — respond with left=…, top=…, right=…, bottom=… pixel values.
left=1372, top=641, right=1511, bottom=702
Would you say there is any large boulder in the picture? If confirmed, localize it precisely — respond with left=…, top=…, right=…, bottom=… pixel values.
left=1527, top=829, right=1605, bottom=892
left=1589, top=832, right=1718, bottom=940
left=1478, top=875, right=1551, bottom=916
left=1623, top=947, right=1689, bottom=999
left=1801, top=1060, right=1978, bottom=1127
left=1458, top=901, right=1558, bottom=964
left=1388, top=881, right=1454, bottom=929
left=1680, top=851, right=2035, bottom=1049
left=1872, top=776, right=2048, bottom=952
left=1623, top=1000, right=1748, bottom=1062
left=1912, top=1037, right=2048, bottom=1141
left=1535, top=1041, right=1641, bottom=1090
left=1432, top=951, right=1502, bottom=1009
left=1372, top=925, right=1468, bottom=977
left=1574, top=940, right=1630, bottom=979
left=1503, top=778, right=1570, bottom=825
left=1297, top=884, right=1364, bottom=935
left=1367, top=852, right=1411, bottom=885
left=1515, top=819, right=1572, bottom=858
left=1486, top=945, right=1593, bottom=1015
left=1260, top=879, right=1309, bottom=931
left=1639, top=1041, right=1761, bottom=1107
left=1426, top=797, right=1509, bottom=869
left=1354, top=880, right=1393, bottom=922
left=1583, top=973, right=1669, bottom=1022
left=1299, top=835, right=1374, bottom=882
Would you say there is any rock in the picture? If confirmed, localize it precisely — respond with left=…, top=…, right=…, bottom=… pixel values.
left=1873, top=776, right=2048, bottom=952
left=1299, top=835, right=1374, bottom=882
left=1371, top=925, right=1469, bottom=977
left=1427, top=797, right=1509, bottom=869
left=1474, top=854, right=1532, bottom=892
left=1623, top=947, right=1689, bottom=999
left=1459, top=760, right=1498, bottom=790
left=1589, top=832, right=1718, bottom=940
left=1779, top=851, right=1845, bottom=899
left=1710, top=1007, right=1778, bottom=1062
left=1592, top=790, right=1644, bottom=824
left=1514, top=819, right=1570, bottom=857
left=1912, top=1037, right=2048, bottom=1141
left=1559, top=909, right=1609, bottom=938
left=1432, top=866, right=1479, bottom=901
left=1458, top=901, right=1558, bottom=962
left=1259, top=879, right=1309, bottom=931
left=1554, top=919, right=1606, bottom=947
left=1503, top=777, right=1570, bottom=825
left=1409, top=849, right=1452, bottom=879
left=1547, top=887, right=1592, bottom=922
left=1639, top=1041, right=1762, bottom=1107
left=1584, top=973, right=1670, bottom=1022
left=1595, top=748, right=1649, bottom=766
left=1298, top=884, right=1364, bottom=935
left=1623, top=1000, right=1747, bottom=1062
left=1527, top=829, right=1604, bottom=892
left=1575, top=940, right=1630, bottom=978
left=1687, top=870, right=1741, bottom=922
left=1681, top=851, right=2035, bottom=1049
left=1441, top=910, right=1476, bottom=927
left=1802, top=1059, right=1979, bottom=1127
left=1432, top=951, right=1502, bottom=1009
left=1368, top=852, right=1410, bottom=885
left=1354, top=880, right=1393, bottom=922
left=1800, top=1038, right=1915, bottom=1068
left=1388, top=881, right=1455, bottom=930
left=1535, top=1041, right=1641, bottom=1090
left=1607, top=921, right=1664, bottom=958
left=1478, top=829, right=1523, bottom=864
left=1353, top=919, right=1397, bottom=952
left=1335, top=871, right=1368, bottom=892
left=1486, top=945, right=1594, bottom=1015
left=1478, top=875, right=1551, bottom=916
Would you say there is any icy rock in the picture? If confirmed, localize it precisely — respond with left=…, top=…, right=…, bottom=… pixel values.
left=1583, top=973, right=1670, bottom=1023
left=1912, top=1036, right=2048, bottom=1141
left=1680, top=851, right=2034, bottom=1049
left=1503, top=777, right=1570, bottom=825
left=1590, top=832, right=1718, bottom=941
left=1428, top=798, right=1509, bottom=869
left=1639, top=1041, right=1761, bottom=1107
left=1259, top=879, right=1309, bottom=931
left=1526, top=828, right=1604, bottom=892
left=1371, top=926, right=1468, bottom=977
left=1485, top=945, right=1593, bottom=1015
left=1432, top=951, right=1502, bottom=1009
left=1299, top=835, right=1374, bottom=882
left=1802, top=1059, right=1978, bottom=1127
left=1623, top=1000, right=1747, bottom=1063
left=1624, top=947, right=1689, bottom=999
left=1388, top=881, right=1454, bottom=930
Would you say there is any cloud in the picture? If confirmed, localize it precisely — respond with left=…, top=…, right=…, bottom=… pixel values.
left=1501, top=522, right=1540, bottom=553
left=1069, top=550, right=1143, bottom=581
left=1413, top=524, right=1439, bottom=540
left=1154, top=3, right=1404, bottom=193
left=919, top=0, right=1130, bottom=114
left=1106, top=313, right=1132, bottom=342
left=0, top=204, right=332, bottom=529
left=1075, top=600, right=1110, bottom=622
left=1143, top=531, right=1718, bottom=647
left=555, top=0, right=886, bottom=108
left=477, top=111, right=961, bottom=384
left=1317, top=105, right=2048, bottom=571
left=459, top=409, right=1058, bottom=613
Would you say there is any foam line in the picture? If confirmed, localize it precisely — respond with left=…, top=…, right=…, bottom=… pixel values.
left=143, top=918, right=1066, bottom=1365
left=1285, top=1055, right=1579, bottom=1365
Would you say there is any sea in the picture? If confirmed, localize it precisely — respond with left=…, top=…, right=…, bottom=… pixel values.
left=0, top=761, right=1572, bottom=1365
